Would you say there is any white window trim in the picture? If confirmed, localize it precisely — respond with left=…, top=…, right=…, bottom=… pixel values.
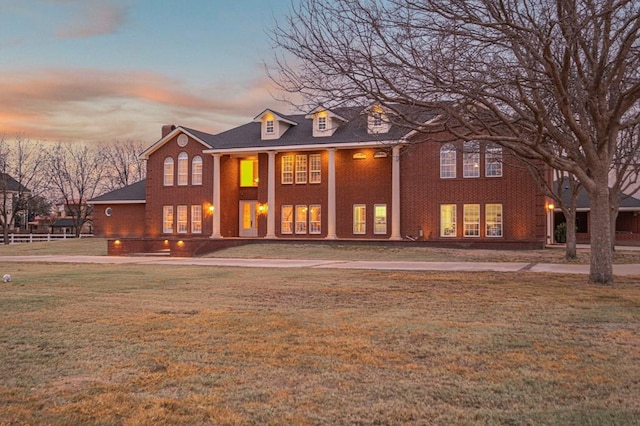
left=295, top=205, right=308, bottom=234
left=463, top=141, right=480, bottom=178
left=463, top=204, right=480, bottom=237
left=281, top=205, right=293, bottom=234
left=440, top=204, right=456, bottom=237
left=440, top=144, right=456, bottom=179
left=309, top=154, right=321, bottom=184
left=486, top=203, right=503, bottom=237
left=281, top=155, right=294, bottom=185
left=191, top=205, right=202, bottom=234
left=177, top=152, right=188, bottom=186
left=374, top=204, right=387, bottom=235
left=192, top=156, right=203, bottom=186
left=485, top=144, right=503, bottom=178
left=163, top=205, right=174, bottom=234
left=163, top=157, right=174, bottom=186
left=177, top=205, right=188, bottom=234
left=353, top=204, right=366, bottom=235
left=295, top=155, right=308, bottom=184
left=309, top=204, right=321, bottom=234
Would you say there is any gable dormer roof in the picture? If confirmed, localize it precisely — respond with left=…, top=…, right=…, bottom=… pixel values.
left=253, top=109, right=297, bottom=140
left=305, top=106, right=348, bottom=137
left=139, top=126, right=212, bottom=160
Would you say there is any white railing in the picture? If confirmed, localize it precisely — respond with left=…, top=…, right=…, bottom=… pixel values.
left=6, top=233, right=94, bottom=244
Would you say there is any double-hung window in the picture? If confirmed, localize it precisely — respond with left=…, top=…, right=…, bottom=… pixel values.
left=281, top=155, right=294, bottom=184
left=374, top=204, right=387, bottom=234
left=192, top=156, right=203, bottom=185
left=281, top=205, right=293, bottom=234
left=463, top=141, right=480, bottom=178
left=266, top=119, right=274, bottom=134
left=440, top=204, right=456, bottom=237
left=440, top=144, right=456, bottom=178
left=177, top=152, right=188, bottom=185
left=309, top=154, right=321, bottom=183
left=486, top=204, right=503, bottom=237
left=485, top=144, right=503, bottom=177
left=295, top=155, right=307, bottom=184
left=177, top=205, right=188, bottom=233
left=309, top=205, right=321, bottom=234
left=318, top=116, right=327, bottom=131
left=163, top=157, right=174, bottom=186
left=191, top=205, right=202, bottom=234
left=163, top=206, right=174, bottom=233
left=295, top=205, right=308, bottom=234
left=353, top=205, right=366, bottom=234
left=464, top=204, right=480, bottom=237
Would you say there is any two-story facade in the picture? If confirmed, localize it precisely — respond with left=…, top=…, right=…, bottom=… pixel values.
left=91, top=105, right=549, bottom=255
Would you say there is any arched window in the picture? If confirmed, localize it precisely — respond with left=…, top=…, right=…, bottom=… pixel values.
left=463, top=141, right=480, bottom=178
left=192, top=155, right=203, bottom=185
left=440, top=144, right=456, bottom=178
left=163, top=157, right=174, bottom=186
left=177, top=152, right=188, bottom=185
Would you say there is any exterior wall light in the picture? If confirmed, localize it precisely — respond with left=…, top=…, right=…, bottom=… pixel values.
left=257, top=203, right=268, bottom=215
left=353, top=152, right=367, bottom=159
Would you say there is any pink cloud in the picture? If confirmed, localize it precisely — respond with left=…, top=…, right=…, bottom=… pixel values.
left=0, top=68, right=288, bottom=143
left=50, top=0, right=128, bottom=39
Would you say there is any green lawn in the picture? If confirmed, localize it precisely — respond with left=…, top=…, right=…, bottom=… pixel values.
left=0, top=262, right=639, bottom=424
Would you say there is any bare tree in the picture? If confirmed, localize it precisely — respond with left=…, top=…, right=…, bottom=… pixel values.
left=45, top=143, right=107, bottom=237
left=102, top=139, right=146, bottom=192
left=271, top=0, right=640, bottom=284
left=0, top=135, right=47, bottom=244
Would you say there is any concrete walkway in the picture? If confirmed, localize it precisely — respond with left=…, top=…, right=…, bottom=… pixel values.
left=1, top=255, right=640, bottom=276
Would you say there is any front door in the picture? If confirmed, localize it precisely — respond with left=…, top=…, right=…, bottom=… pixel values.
left=239, top=201, right=258, bottom=237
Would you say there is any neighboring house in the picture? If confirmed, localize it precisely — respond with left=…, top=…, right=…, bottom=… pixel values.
left=554, top=182, right=640, bottom=244
left=0, top=172, right=30, bottom=231
left=51, top=199, right=93, bottom=234
left=91, top=105, right=550, bottom=256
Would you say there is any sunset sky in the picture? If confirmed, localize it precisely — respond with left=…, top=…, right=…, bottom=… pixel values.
left=0, top=0, right=296, bottom=144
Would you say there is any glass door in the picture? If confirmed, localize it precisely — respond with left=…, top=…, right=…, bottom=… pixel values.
left=239, top=201, right=258, bottom=237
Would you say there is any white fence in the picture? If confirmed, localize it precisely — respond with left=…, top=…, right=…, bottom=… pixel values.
left=6, top=233, right=94, bottom=244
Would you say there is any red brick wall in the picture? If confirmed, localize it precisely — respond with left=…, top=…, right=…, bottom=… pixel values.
left=145, top=132, right=214, bottom=238
left=93, top=204, right=145, bottom=238
left=400, top=140, right=546, bottom=243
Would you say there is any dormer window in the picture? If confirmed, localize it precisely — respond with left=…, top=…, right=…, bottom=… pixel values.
left=266, top=119, right=274, bottom=134
left=254, top=109, right=297, bottom=140
left=318, top=116, right=327, bottom=131
left=373, top=113, right=382, bottom=127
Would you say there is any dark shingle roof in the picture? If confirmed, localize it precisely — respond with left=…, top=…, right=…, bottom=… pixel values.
left=556, top=178, right=640, bottom=210
left=0, top=173, right=30, bottom=192
left=89, top=180, right=146, bottom=203
left=182, top=105, right=441, bottom=150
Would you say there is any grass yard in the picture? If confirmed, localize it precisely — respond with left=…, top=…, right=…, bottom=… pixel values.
left=0, top=262, right=639, bottom=424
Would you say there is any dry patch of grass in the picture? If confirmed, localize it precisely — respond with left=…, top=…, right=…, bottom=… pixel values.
left=0, top=262, right=639, bottom=424
left=0, top=238, right=108, bottom=256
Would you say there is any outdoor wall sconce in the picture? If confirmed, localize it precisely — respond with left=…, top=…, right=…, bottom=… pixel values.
left=114, top=240, right=121, bottom=245
left=374, top=151, right=388, bottom=158
left=177, top=240, right=185, bottom=247
left=257, top=203, right=268, bottom=215
left=353, top=152, right=367, bottom=159
left=547, top=203, right=555, bottom=211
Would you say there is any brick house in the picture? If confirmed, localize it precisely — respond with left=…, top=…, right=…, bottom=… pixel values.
left=91, top=105, right=550, bottom=256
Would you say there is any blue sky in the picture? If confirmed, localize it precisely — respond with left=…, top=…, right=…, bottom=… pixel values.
left=0, top=0, right=296, bottom=143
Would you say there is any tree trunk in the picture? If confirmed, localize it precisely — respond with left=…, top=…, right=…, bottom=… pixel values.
left=587, top=183, right=614, bottom=285
left=565, top=209, right=577, bottom=260
left=610, top=208, right=619, bottom=253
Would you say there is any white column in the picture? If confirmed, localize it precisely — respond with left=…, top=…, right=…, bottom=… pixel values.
left=210, top=153, right=222, bottom=239
left=326, top=148, right=337, bottom=239
left=266, top=151, right=276, bottom=239
left=390, top=145, right=402, bottom=240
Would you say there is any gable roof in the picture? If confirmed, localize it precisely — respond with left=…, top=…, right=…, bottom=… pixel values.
left=201, top=106, right=440, bottom=152
left=556, top=178, right=640, bottom=211
left=89, top=180, right=146, bottom=204
left=0, top=173, right=30, bottom=192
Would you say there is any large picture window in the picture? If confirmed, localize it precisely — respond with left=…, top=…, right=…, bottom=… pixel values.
left=163, top=157, right=174, bottom=186
left=463, top=141, right=480, bottom=178
left=374, top=204, right=387, bottom=234
left=440, top=204, right=456, bottom=237
left=177, top=205, right=188, bottom=233
left=353, top=204, right=366, bottom=234
left=192, top=156, right=203, bottom=185
left=177, top=152, right=188, bottom=186
left=309, top=154, right=321, bottom=183
left=486, top=144, right=503, bottom=177
left=281, top=155, right=294, bottom=184
left=464, top=204, right=480, bottom=237
left=281, top=205, right=293, bottom=234
left=240, top=158, right=258, bottom=187
left=309, top=205, right=321, bottom=234
left=486, top=204, right=503, bottom=237
left=295, top=155, right=308, bottom=184
left=440, top=144, right=456, bottom=178
left=191, top=205, right=202, bottom=234
left=163, top=206, right=174, bottom=233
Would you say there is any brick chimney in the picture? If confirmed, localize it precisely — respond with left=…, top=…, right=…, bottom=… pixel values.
left=161, top=124, right=176, bottom=138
